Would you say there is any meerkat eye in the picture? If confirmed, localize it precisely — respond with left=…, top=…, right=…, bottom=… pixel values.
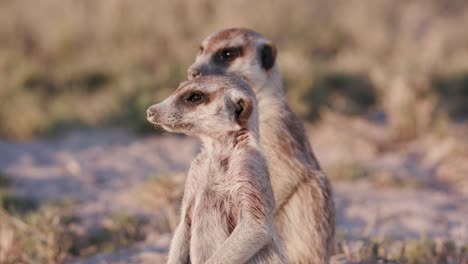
left=185, top=92, right=204, bottom=104
left=215, top=47, right=241, bottom=64
left=199, top=46, right=204, bottom=54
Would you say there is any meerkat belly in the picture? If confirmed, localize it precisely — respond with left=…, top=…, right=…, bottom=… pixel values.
left=190, top=187, right=237, bottom=264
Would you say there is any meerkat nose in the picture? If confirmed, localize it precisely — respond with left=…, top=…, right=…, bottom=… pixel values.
left=188, top=67, right=201, bottom=80
left=146, top=107, right=157, bottom=119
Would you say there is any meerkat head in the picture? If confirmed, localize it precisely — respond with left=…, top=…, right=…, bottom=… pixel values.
left=146, top=75, right=258, bottom=138
left=188, top=28, right=281, bottom=94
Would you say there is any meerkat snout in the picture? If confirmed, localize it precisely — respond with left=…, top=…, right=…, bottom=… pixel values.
left=188, top=67, right=201, bottom=79
left=146, top=106, right=157, bottom=118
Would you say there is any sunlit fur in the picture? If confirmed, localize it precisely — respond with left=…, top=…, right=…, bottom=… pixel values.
left=147, top=75, right=286, bottom=264
left=188, top=28, right=335, bottom=263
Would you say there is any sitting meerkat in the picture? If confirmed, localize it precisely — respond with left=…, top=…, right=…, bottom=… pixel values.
left=187, top=28, right=335, bottom=263
left=146, top=75, right=286, bottom=264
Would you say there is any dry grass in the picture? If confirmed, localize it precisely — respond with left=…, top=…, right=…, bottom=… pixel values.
left=68, top=213, right=146, bottom=258
left=0, top=206, right=146, bottom=263
left=0, top=0, right=468, bottom=140
left=0, top=172, right=146, bottom=263
left=333, top=237, right=467, bottom=264
left=0, top=172, right=71, bottom=263
left=0, top=207, right=70, bottom=264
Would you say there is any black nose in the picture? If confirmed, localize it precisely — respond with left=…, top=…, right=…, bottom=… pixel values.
left=188, top=68, right=201, bottom=80
left=146, top=107, right=157, bottom=119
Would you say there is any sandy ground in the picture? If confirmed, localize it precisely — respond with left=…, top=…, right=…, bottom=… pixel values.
left=0, top=128, right=467, bottom=263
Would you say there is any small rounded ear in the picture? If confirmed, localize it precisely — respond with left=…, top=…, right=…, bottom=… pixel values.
left=233, top=96, right=253, bottom=127
left=258, top=43, right=277, bottom=71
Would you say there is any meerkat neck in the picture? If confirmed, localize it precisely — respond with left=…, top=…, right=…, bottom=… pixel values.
left=200, top=128, right=258, bottom=151
left=255, top=66, right=285, bottom=100
left=200, top=136, right=226, bottom=151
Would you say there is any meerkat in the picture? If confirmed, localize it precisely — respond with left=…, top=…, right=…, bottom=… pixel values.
left=187, top=28, right=335, bottom=263
left=147, top=75, right=286, bottom=264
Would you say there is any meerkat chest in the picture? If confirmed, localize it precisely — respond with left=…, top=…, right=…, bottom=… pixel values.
left=189, top=148, right=248, bottom=222
left=189, top=152, right=241, bottom=225
left=191, top=153, right=239, bottom=202
left=189, top=161, right=240, bottom=263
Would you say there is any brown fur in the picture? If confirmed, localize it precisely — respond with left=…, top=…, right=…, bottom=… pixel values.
left=188, top=28, right=336, bottom=264
left=204, top=28, right=257, bottom=54
left=147, top=75, right=286, bottom=264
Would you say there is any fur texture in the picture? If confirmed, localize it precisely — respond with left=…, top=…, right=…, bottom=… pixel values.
left=188, top=28, right=335, bottom=263
left=147, top=75, right=286, bottom=264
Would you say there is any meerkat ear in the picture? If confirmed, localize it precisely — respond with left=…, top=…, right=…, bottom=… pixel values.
left=233, top=96, right=253, bottom=127
left=259, top=43, right=277, bottom=71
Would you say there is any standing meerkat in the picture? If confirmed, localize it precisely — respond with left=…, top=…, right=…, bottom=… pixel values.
left=188, top=28, right=335, bottom=263
left=147, top=75, right=286, bottom=264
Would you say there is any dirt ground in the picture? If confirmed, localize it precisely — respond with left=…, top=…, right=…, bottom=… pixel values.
left=0, top=126, right=467, bottom=263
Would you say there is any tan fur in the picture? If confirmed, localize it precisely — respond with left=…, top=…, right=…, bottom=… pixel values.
left=188, top=28, right=335, bottom=263
left=147, top=75, right=286, bottom=264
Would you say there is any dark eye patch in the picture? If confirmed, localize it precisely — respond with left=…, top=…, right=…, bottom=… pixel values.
left=184, top=91, right=204, bottom=104
left=213, top=46, right=243, bottom=65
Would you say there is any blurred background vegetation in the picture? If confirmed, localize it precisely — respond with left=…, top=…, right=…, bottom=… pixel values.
left=1, top=0, right=467, bottom=140
left=1, top=1, right=468, bottom=263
